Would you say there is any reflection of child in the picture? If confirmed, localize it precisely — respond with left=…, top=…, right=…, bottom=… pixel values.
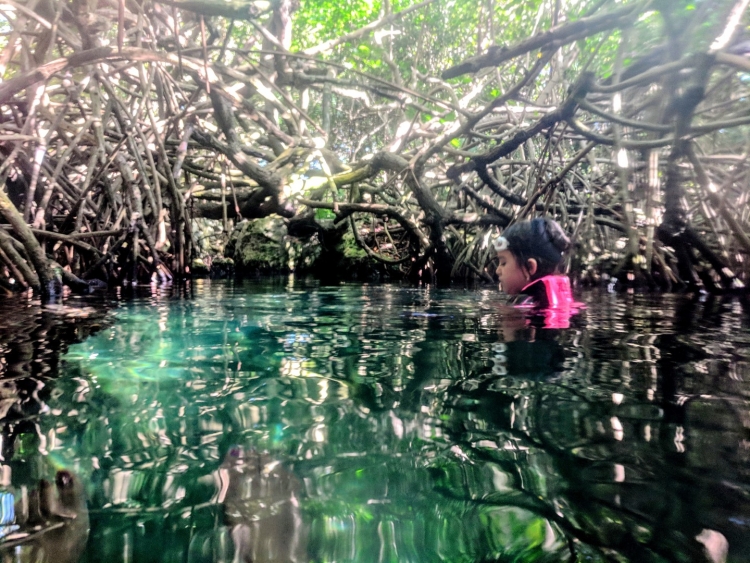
left=1, top=470, right=89, bottom=563
left=214, top=446, right=307, bottom=563
left=494, top=217, right=574, bottom=309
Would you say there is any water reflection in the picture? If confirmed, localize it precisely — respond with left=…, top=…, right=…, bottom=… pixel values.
left=211, top=446, right=307, bottom=563
left=0, top=296, right=108, bottom=423
left=0, top=280, right=748, bottom=562
left=0, top=469, right=88, bottom=562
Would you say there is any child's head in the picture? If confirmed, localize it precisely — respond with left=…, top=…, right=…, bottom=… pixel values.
left=493, top=217, right=570, bottom=294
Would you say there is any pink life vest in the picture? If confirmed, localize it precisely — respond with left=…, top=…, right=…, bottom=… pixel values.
left=522, top=275, right=573, bottom=308
left=514, top=275, right=580, bottom=328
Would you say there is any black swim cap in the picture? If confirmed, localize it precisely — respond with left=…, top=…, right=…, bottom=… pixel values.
left=495, top=217, right=570, bottom=277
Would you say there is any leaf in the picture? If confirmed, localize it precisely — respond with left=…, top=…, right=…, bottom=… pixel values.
left=524, top=518, right=545, bottom=546
left=441, top=111, right=456, bottom=123
left=315, top=208, right=335, bottom=220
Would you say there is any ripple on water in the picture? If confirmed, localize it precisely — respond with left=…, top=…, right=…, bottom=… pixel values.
left=1, top=281, right=750, bottom=562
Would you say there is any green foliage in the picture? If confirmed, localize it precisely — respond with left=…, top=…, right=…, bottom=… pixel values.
left=0, top=14, right=9, bottom=56
left=226, top=219, right=291, bottom=274
left=315, top=208, right=336, bottom=220
left=293, top=0, right=386, bottom=51
left=339, top=231, right=368, bottom=260
left=3, top=0, right=749, bottom=288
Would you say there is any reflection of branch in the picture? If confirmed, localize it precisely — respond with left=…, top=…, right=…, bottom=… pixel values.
left=435, top=484, right=610, bottom=556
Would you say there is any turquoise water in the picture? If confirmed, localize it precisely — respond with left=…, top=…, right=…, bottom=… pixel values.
left=2, top=279, right=750, bottom=562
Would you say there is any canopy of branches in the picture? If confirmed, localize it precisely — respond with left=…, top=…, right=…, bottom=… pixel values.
left=1, top=0, right=750, bottom=297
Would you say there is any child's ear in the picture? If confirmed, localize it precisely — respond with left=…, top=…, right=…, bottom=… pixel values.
left=526, top=258, right=538, bottom=276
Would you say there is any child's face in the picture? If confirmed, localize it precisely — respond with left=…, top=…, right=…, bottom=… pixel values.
left=496, top=250, right=528, bottom=295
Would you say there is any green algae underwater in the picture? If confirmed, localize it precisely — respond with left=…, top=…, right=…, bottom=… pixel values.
left=2, top=278, right=750, bottom=563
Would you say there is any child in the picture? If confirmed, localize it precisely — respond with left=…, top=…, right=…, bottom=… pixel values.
left=493, top=217, right=574, bottom=309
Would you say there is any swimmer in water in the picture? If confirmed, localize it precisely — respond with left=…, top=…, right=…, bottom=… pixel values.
left=494, top=217, right=574, bottom=309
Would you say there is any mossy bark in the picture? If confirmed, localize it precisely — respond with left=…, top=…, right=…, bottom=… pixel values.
left=0, top=189, right=60, bottom=298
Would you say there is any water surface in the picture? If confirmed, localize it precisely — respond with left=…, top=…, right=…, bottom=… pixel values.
left=1, top=279, right=749, bottom=562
